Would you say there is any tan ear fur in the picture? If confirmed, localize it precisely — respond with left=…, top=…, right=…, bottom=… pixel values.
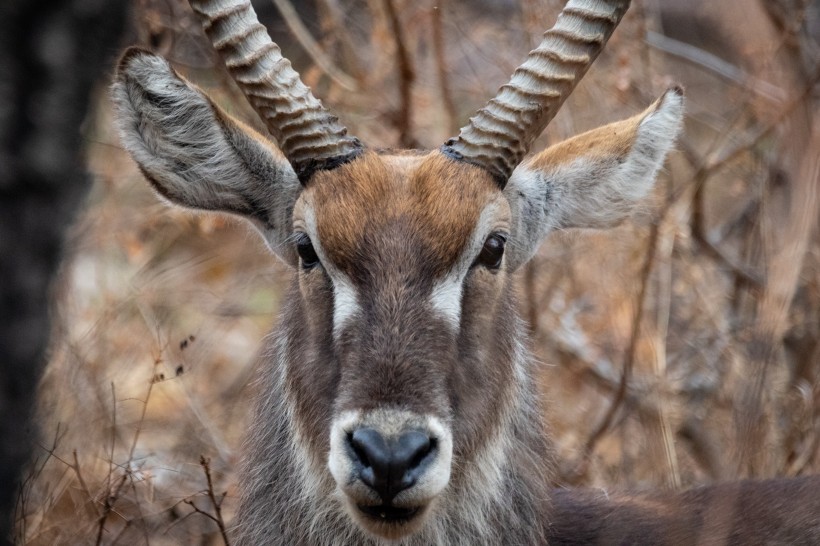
left=504, top=87, right=684, bottom=270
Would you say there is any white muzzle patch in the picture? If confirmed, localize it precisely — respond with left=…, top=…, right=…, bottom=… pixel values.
left=328, top=409, right=454, bottom=538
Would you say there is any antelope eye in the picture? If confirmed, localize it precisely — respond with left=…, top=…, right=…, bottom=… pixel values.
left=475, top=233, right=506, bottom=270
left=295, top=234, right=320, bottom=269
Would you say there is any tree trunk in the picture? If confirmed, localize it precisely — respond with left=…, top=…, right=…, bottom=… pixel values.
left=0, top=0, right=127, bottom=542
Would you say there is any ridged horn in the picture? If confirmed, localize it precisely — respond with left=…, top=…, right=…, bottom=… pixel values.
left=188, top=0, right=363, bottom=183
left=442, top=0, right=631, bottom=186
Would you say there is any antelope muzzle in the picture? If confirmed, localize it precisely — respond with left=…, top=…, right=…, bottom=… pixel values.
left=328, top=409, right=453, bottom=539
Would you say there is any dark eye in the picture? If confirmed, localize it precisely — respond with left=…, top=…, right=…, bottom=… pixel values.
left=296, top=234, right=320, bottom=269
left=475, top=233, right=506, bottom=270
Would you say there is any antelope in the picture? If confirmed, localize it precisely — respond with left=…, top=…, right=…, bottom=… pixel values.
left=111, top=0, right=820, bottom=544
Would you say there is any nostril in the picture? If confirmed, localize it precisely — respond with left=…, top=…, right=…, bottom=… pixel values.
left=348, top=428, right=390, bottom=483
left=346, top=428, right=437, bottom=503
left=412, top=437, right=436, bottom=468
left=348, top=431, right=371, bottom=469
left=395, top=431, right=434, bottom=472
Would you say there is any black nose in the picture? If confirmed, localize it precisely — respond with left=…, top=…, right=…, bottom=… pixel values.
left=348, top=428, right=435, bottom=503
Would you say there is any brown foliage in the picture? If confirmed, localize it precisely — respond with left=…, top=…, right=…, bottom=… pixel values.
left=18, top=0, right=819, bottom=543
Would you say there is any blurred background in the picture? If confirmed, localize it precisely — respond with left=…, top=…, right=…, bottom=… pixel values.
left=9, top=0, right=819, bottom=543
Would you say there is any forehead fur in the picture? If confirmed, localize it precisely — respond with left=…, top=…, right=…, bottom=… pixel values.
left=298, top=151, right=501, bottom=275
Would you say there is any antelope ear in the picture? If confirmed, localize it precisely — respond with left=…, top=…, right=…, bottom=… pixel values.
left=111, top=47, right=301, bottom=265
left=503, top=87, right=684, bottom=270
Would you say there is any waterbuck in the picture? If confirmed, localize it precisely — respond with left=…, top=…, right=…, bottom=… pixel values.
left=111, top=0, right=820, bottom=543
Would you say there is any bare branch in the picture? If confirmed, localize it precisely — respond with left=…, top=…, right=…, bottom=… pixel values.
left=270, top=0, right=359, bottom=91
left=569, top=210, right=665, bottom=481
left=383, top=0, right=417, bottom=147
left=95, top=472, right=129, bottom=546
left=71, top=450, right=101, bottom=518
left=431, top=2, right=457, bottom=135
left=179, top=456, right=233, bottom=545
left=645, top=30, right=787, bottom=103
left=701, top=72, right=819, bottom=174
left=315, top=0, right=366, bottom=83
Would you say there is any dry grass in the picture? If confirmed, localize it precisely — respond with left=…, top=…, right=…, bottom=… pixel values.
left=17, top=0, right=819, bottom=543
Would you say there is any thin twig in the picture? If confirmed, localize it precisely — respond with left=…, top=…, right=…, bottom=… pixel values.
left=200, top=456, right=231, bottom=546
left=569, top=213, right=664, bottom=481
left=16, top=425, right=68, bottom=542
left=383, top=0, right=417, bottom=147
left=431, top=2, right=457, bottom=135
left=161, top=496, right=210, bottom=536
left=127, top=470, right=151, bottom=545
left=786, top=420, right=820, bottom=477
left=642, top=175, right=683, bottom=490
left=315, top=0, right=366, bottom=83
left=667, top=68, right=818, bottom=216
left=95, top=472, right=129, bottom=546
left=784, top=376, right=820, bottom=477
left=270, top=0, right=359, bottom=91
left=108, top=382, right=116, bottom=501
left=679, top=137, right=764, bottom=289
left=128, top=351, right=162, bottom=462
left=95, top=339, right=165, bottom=545
left=109, top=520, right=133, bottom=546
left=645, top=30, right=787, bottom=103
left=679, top=418, right=726, bottom=480
left=183, top=499, right=222, bottom=525
left=700, top=71, right=818, bottom=175
left=675, top=73, right=818, bottom=291
left=71, top=450, right=101, bottom=518
left=691, top=226, right=764, bottom=287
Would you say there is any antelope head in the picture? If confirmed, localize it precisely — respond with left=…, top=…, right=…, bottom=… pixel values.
left=112, top=0, right=682, bottom=541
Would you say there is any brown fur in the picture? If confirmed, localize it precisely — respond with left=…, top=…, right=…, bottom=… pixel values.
left=526, top=96, right=663, bottom=171
left=529, top=116, right=638, bottom=170
left=549, top=477, right=820, bottom=545
left=305, top=151, right=499, bottom=276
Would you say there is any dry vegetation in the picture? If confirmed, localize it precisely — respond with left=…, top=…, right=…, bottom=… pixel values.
left=16, top=0, right=819, bottom=544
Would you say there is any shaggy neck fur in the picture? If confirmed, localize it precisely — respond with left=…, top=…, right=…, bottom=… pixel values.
left=233, top=284, right=556, bottom=546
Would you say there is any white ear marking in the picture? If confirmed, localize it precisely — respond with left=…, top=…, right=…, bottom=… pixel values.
left=504, top=87, right=685, bottom=270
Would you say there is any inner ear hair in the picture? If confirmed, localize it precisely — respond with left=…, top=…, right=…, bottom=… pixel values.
left=111, top=48, right=302, bottom=265
left=503, top=87, right=685, bottom=270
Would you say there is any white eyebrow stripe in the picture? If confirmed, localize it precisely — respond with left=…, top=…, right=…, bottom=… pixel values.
left=302, top=201, right=362, bottom=339
left=332, top=276, right=360, bottom=337
left=428, top=199, right=506, bottom=330
left=430, top=273, right=463, bottom=328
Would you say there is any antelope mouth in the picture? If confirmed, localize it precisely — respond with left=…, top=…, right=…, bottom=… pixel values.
left=357, top=503, right=421, bottom=523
